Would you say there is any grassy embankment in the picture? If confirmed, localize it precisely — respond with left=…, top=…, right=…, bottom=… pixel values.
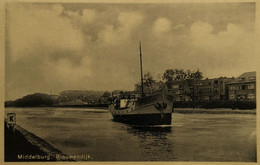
left=5, top=120, right=66, bottom=162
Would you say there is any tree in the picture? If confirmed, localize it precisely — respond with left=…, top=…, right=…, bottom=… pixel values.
left=162, top=69, right=203, bottom=101
left=143, top=72, right=155, bottom=88
left=10, top=93, right=54, bottom=107
left=162, top=68, right=203, bottom=83
left=162, top=69, right=175, bottom=82
left=162, top=69, right=187, bottom=82
left=144, top=72, right=156, bottom=93
left=189, top=69, right=203, bottom=80
left=135, top=72, right=159, bottom=93
left=102, top=91, right=111, bottom=97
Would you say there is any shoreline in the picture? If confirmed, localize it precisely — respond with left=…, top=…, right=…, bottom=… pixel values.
left=5, top=104, right=109, bottom=109
left=5, top=121, right=67, bottom=162
left=173, top=108, right=256, bottom=114
left=5, top=106, right=256, bottom=114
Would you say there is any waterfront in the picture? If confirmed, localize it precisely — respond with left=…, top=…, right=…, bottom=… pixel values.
left=5, top=107, right=256, bottom=161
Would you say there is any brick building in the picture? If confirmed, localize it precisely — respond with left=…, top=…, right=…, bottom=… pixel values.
left=136, top=71, right=256, bottom=102
left=167, top=77, right=234, bottom=101
left=193, top=77, right=234, bottom=101
left=167, top=80, right=193, bottom=101
left=226, top=72, right=256, bottom=101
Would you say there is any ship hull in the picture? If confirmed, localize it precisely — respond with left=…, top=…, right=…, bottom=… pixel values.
left=112, top=113, right=172, bottom=125
left=109, top=92, right=173, bottom=125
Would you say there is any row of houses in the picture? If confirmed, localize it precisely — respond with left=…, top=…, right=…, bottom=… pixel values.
left=166, top=71, right=256, bottom=101
left=54, top=71, right=256, bottom=105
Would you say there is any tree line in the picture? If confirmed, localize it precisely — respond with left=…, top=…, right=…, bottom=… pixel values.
left=137, top=68, right=203, bottom=92
left=5, top=68, right=203, bottom=107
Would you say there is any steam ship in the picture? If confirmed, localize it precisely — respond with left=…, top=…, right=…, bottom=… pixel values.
left=109, top=42, right=174, bottom=125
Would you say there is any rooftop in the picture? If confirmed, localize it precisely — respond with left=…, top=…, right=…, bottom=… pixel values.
left=237, top=71, right=256, bottom=79
left=226, top=71, right=256, bottom=85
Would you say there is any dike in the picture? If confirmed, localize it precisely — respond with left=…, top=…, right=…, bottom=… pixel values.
left=173, top=108, right=256, bottom=114
left=4, top=121, right=68, bottom=162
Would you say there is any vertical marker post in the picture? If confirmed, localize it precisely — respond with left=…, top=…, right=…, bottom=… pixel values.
left=139, top=41, right=144, bottom=98
left=7, top=113, right=16, bottom=134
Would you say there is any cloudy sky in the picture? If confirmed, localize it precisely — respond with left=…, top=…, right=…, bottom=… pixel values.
left=5, top=2, right=256, bottom=100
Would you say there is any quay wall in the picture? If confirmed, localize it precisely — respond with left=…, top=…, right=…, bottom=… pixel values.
left=4, top=120, right=65, bottom=162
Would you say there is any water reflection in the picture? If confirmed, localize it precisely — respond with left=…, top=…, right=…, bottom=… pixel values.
left=5, top=108, right=256, bottom=161
left=126, top=126, right=177, bottom=161
left=129, top=126, right=172, bottom=135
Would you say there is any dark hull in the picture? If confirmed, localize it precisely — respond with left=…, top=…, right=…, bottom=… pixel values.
left=112, top=113, right=172, bottom=125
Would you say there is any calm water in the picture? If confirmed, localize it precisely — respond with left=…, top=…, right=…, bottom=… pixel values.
left=5, top=107, right=256, bottom=161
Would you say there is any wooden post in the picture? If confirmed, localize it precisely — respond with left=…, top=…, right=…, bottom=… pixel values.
left=139, top=41, right=144, bottom=98
left=7, top=113, right=16, bottom=134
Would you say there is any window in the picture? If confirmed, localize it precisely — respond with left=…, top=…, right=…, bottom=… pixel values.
left=172, top=85, right=179, bottom=89
left=248, top=94, right=255, bottom=99
left=229, top=95, right=234, bottom=99
left=249, top=77, right=256, bottom=80
left=238, top=86, right=242, bottom=90
left=248, top=84, right=255, bottom=89
left=204, top=96, right=210, bottom=100
left=237, top=95, right=246, bottom=100
left=242, top=85, right=246, bottom=90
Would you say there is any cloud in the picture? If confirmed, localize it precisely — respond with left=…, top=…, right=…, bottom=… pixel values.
left=189, top=21, right=256, bottom=77
left=118, top=11, right=144, bottom=29
left=63, top=8, right=97, bottom=25
left=5, top=3, right=256, bottom=100
left=64, top=10, right=80, bottom=18
left=190, top=21, right=254, bottom=56
left=6, top=3, right=95, bottom=99
left=174, top=24, right=186, bottom=30
left=98, top=11, right=144, bottom=45
left=51, top=4, right=64, bottom=15
left=152, top=18, right=172, bottom=35
left=44, top=57, right=92, bottom=88
left=190, top=21, right=215, bottom=48
left=144, top=20, right=255, bottom=78
left=7, top=3, right=85, bottom=62
left=82, top=9, right=97, bottom=24
left=190, top=21, right=213, bottom=36
left=6, top=4, right=145, bottom=100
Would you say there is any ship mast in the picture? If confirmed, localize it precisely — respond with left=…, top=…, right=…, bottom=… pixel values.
left=139, top=41, right=144, bottom=98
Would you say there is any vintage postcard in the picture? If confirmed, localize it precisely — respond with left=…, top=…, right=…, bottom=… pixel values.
left=0, top=0, right=259, bottom=164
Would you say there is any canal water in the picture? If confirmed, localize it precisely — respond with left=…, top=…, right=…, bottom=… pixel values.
left=5, top=107, right=256, bottom=161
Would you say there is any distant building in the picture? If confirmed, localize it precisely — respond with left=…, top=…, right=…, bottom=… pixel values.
left=194, top=77, right=234, bottom=101
left=100, top=91, right=111, bottom=104
left=57, top=99, right=87, bottom=105
left=194, top=79, right=213, bottom=101
left=135, top=71, right=256, bottom=102
left=226, top=71, right=256, bottom=101
left=167, top=80, right=193, bottom=101
left=50, top=94, right=59, bottom=100
left=167, top=77, right=234, bottom=101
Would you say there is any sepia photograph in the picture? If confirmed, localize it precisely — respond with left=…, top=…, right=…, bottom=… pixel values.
left=2, top=0, right=258, bottom=163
